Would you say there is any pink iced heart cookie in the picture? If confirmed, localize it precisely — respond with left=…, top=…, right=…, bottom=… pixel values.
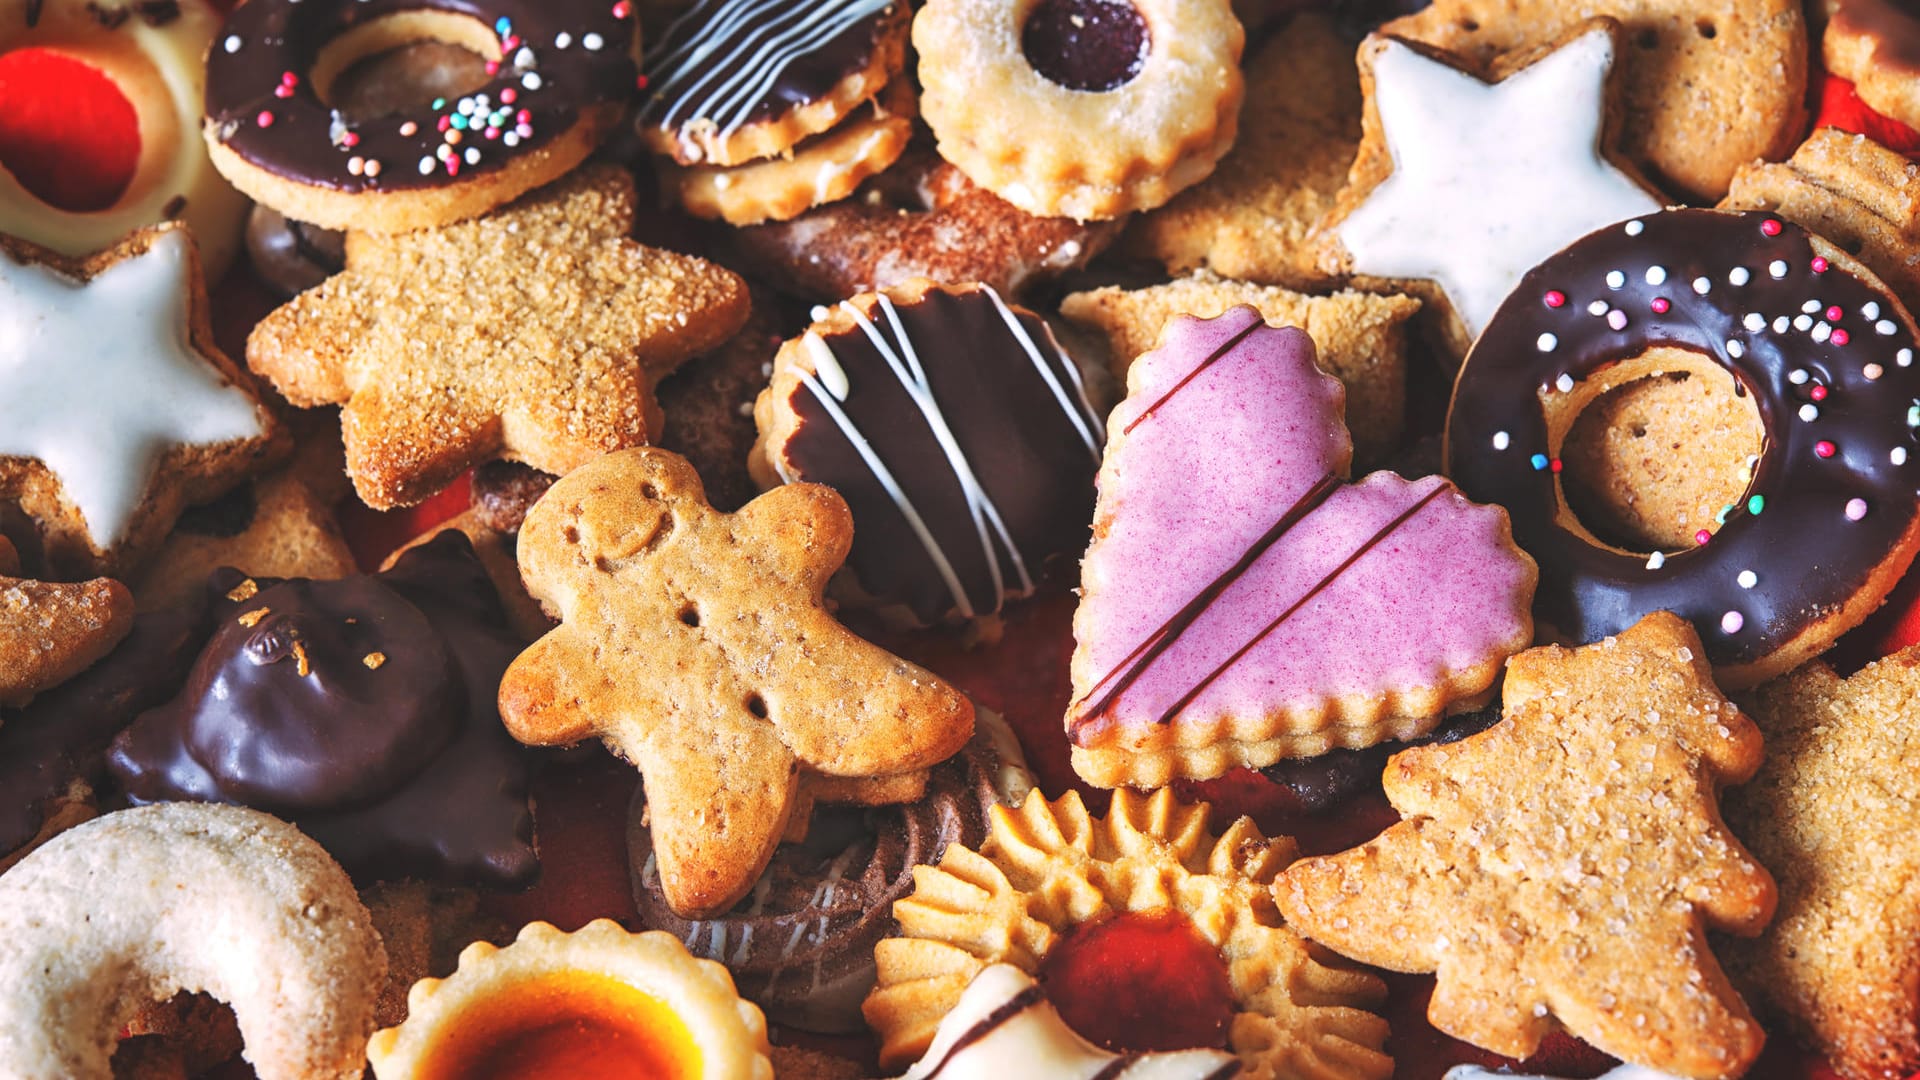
left=1066, top=307, right=1538, bottom=788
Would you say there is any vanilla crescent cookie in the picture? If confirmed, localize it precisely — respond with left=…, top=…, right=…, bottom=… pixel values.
left=368, top=920, right=773, bottom=1080
left=865, top=786, right=1392, bottom=1078
left=912, top=0, right=1244, bottom=221
left=0, top=0, right=248, bottom=280
left=0, top=802, right=385, bottom=1080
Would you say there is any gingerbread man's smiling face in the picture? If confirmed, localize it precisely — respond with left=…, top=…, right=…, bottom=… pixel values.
left=499, top=447, right=975, bottom=917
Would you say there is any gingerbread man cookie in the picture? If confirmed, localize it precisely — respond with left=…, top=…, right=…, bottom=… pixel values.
left=0, top=225, right=282, bottom=577
left=1275, top=612, right=1776, bottom=1080
left=246, top=166, right=749, bottom=509
left=497, top=447, right=974, bottom=918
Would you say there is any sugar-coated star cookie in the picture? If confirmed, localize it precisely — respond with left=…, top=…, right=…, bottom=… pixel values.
left=1321, top=20, right=1666, bottom=358
left=0, top=225, right=282, bottom=578
left=497, top=447, right=974, bottom=918
left=1275, top=612, right=1776, bottom=1080
left=247, top=166, right=750, bottom=509
left=1722, top=648, right=1920, bottom=1080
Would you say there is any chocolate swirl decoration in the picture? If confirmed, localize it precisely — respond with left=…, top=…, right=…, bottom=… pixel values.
left=638, top=0, right=896, bottom=147
left=770, top=283, right=1106, bottom=624
left=630, top=715, right=1031, bottom=1033
left=204, top=0, right=634, bottom=194
left=108, top=532, right=538, bottom=888
left=1447, top=209, right=1920, bottom=675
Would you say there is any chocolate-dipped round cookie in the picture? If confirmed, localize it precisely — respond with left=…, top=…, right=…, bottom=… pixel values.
left=109, top=532, right=538, bottom=887
left=1446, top=209, right=1920, bottom=688
left=203, top=0, right=637, bottom=232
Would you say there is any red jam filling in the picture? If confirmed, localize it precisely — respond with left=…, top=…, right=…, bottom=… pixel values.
left=1038, top=908, right=1235, bottom=1053
left=0, top=49, right=138, bottom=210
left=1021, top=0, right=1149, bottom=93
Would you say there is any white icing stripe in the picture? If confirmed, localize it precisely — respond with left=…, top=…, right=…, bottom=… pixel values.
left=0, top=228, right=265, bottom=547
left=641, top=0, right=893, bottom=139
left=982, top=284, right=1106, bottom=460
left=795, top=366, right=977, bottom=617
left=843, top=297, right=1033, bottom=604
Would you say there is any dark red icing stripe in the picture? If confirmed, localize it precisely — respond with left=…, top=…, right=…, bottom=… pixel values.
left=1447, top=208, right=1920, bottom=667
left=205, top=0, right=634, bottom=194
left=1068, top=473, right=1344, bottom=742
left=1122, top=316, right=1263, bottom=435
left=1156, top=483, right=1449, bottom=724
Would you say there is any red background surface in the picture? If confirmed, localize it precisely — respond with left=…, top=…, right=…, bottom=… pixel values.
left=4, top=30, right=1916, bottom=1080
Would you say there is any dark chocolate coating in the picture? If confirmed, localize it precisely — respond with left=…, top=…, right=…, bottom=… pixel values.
left=468, top=460, right=556, bottom=534
left=1021, top=0, right=1150, bottom=92
left=630, top=736, right=1006, bottom=1032
left=638, top=0, right=896, bottom=139
left=205, top=0, right=634, bottom=194
left=1447, top=209, right=1920, bottom=668
left=244, top=206, right=345, bottom=299
left=109, top=533, right=538, bottom=888
left=0, top=594, right=213, bottom=859
left=1259, top=700, right=1502, bottom=814
left=781, top=287, right=1103, bottom=623
left=128, top=575, right=461, bottom=814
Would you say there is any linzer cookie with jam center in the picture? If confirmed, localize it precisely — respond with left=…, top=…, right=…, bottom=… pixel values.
left=752, top=279, right=1108, bottom=627
left=1067, top=307, right=1535, bottom=789
left=108, top=531, right=538, bottom=890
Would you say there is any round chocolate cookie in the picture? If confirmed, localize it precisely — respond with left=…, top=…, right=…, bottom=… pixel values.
left=108, top=532, right=538, bottom=887
left=629, top=712, right=1031, bottom=1032
left=245, top=207, right=346, bottom=299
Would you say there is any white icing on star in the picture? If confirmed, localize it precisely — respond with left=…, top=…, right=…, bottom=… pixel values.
left=0, top=230, right=264, bottom=548
left=1334, top=27, right=1663, bottom=338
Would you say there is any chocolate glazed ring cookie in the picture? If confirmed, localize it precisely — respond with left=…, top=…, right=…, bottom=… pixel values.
left=630, top=712, right=1032, bottom=1033
left=203, top=0, right=637, bottom=232
left=1446, top=209, right=1920, bottom=689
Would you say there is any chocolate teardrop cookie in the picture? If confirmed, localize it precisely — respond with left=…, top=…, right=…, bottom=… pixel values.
left=629, top=710, right=1032, bottom=1032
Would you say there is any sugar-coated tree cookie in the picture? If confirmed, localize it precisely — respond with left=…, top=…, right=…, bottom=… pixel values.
left=1275, top=612, right=1776, bottom=1080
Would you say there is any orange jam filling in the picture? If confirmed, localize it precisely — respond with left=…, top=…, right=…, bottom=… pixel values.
left=419, top=971, right=703, bottom=1080
left=1038, top=908, right=1236, bottom=1054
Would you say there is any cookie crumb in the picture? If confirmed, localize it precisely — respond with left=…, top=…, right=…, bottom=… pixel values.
left=363, top=651, right=387, bottom=670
